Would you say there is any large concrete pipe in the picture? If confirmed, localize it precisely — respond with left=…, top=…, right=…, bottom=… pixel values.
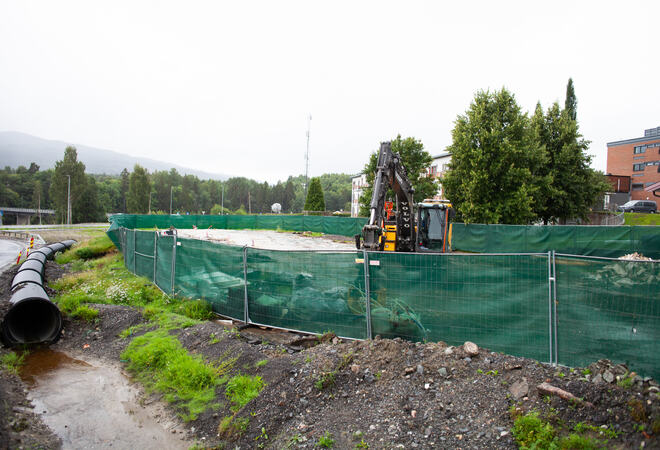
left=34, top=247, right=55, bottom=260
left=17, top=259, right=45, bottom=280
left=11, top=270, right=43, bottom=291
left=1, top=283, right=62, bottom=346
left=61, top=240, right=76, bottom=248
left=47, top=243, right=66, bottom=254
left=26, top=252, right=48, bottom=265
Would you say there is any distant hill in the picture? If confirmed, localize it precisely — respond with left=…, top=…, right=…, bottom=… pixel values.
left=0, top=131, right=229, bottom=180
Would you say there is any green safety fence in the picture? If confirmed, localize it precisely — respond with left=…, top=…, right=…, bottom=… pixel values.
left=107, top=226, right=660, bottom=379
left=451, top=223, right=660, bottom=259
left=107, top=214, right=367, bottom=242
left=108, top=214, right=660, bottom=259
left=554, top=254, right=659, bottom=380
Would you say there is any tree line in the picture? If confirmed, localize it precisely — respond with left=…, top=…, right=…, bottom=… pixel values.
left=0, top=149, right=353, bottom=224
left=358, top=78, right=608, bottom=224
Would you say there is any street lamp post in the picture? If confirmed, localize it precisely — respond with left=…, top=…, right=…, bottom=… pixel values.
left=148, top=191, right=153, bottom=215
left=66, top=175, right=71, bottom=225
left=170, top=186, right=173, bottom=215
left=221, top=184, right=224, bottom=215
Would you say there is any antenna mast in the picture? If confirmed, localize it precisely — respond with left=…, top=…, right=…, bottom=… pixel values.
left=304, top=114, right=312, bottom=196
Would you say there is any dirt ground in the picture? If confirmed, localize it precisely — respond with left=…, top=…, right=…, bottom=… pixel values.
left=1, top=247, right=659, bottom=448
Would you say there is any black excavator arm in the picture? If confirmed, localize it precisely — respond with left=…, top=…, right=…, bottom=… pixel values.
left=360, top=141, right=416, bottom=251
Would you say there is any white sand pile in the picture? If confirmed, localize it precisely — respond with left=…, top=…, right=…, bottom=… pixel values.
left=176, top=229, right=355, bottom=251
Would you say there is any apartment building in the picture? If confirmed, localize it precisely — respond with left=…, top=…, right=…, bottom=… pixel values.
left=607, top=126, right=660, bottom=201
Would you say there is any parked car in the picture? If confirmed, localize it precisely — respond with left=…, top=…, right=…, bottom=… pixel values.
left=618, top=200, right=657, bottom=213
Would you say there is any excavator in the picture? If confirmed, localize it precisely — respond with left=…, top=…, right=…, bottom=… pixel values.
left=355, top=141, right=455, bottom=253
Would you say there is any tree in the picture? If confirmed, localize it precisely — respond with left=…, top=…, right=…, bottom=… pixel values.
left=304, top=177, right=325, bottom=212
left=120, top=168, right=129, bottom=213
left=532, top=101, right=609, bottom=223
left=127, top=165, right=150, bottom=213
left=565, top=78, right=577, bottom=121
left=50, top=146, right=87, bottom=223
left=442, top=88, right=548, bottom=224
left=359, top=135, right=438, bottom=217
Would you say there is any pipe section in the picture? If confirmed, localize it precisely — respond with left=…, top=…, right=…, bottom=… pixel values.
left=1, top=240, right=76, bottom=346
left=1, top=284, right=62, bottom=345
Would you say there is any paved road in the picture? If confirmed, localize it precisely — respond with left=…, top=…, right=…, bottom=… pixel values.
left=0, top=238, right=25, bottom=274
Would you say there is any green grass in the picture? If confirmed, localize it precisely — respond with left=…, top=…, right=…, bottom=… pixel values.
left=624, top=212, right=660, bottom=226
left=55, top=234, right=116, bottom=264
left=1, top=351, right=26, bottom=375
left=225, top=374, right=265, bottom=411
left=255, top=359, right=268, bottom=368
left=512, top=412, right=614, bottom=449
left=121, top=330, right=228, bottom=421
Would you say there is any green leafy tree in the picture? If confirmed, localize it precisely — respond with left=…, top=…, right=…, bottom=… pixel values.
left=358, top=135, right=438, bottom=217
left=304, top=177, right=325, bottom=212
left=442, top=88, right=548, bottom=224
left=565, top=78, right=577, bottom=121
left=120, top=168, right=129, bottom=213
left=127, top=164, right=150, bottom=213
left=50, top=146, right=88, bottom=223
left=75, top=175, right=103, bottom=222
left=532, top=102, right=609, bottom=223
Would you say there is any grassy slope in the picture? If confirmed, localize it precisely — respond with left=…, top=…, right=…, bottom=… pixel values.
left=51, top=234, right=263, bottom=422
left=624, top=212, right=660, bottom=226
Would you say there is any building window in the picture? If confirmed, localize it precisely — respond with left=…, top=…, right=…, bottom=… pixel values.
left=633, top=163, right=645, bottom=172
left=634, top=145, right=646, bottom=154
left=634, top=156, right=645, bottom=160
left=632, top=183, right=643, bottom=191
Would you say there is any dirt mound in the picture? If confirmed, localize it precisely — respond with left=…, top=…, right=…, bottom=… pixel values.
left=1, top=261, right=659, bottom=449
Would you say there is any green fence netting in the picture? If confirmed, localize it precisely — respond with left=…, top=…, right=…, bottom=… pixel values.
left=108, top=222, right=659, bottom=379
left=245, top=249, right=367, bottom=339
left=107, top=214, right=366, bottom=241
left=555, top=255, right=660, bottom=380
left=451, top=223, right=660, bottom=259
left=366, top=252, right=551, bottom=362
left=108, top=214, right=660, bottom=258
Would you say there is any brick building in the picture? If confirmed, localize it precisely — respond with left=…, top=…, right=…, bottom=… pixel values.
left=607, top=126, right=660, bottom=201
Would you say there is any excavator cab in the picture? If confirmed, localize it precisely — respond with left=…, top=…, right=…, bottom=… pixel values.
left=416, top=203, right=454, bottom=253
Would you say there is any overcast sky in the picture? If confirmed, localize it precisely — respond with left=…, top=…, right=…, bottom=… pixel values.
left=1, top=1, right=658, bottom=183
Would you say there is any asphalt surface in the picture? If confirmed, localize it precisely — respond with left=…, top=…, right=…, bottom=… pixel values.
left=0, top=239, right=25, bottom=274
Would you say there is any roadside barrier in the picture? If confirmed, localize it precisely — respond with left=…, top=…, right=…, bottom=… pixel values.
left=1, top=240, right=76, bottom=346
left=108, top=225, right=660, bottom=380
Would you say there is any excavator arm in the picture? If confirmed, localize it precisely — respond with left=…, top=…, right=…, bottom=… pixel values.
left=361, top=142, right=415, bottom=251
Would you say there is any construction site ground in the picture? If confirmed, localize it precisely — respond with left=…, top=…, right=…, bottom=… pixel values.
left=0, top=230, right=659, bottom=449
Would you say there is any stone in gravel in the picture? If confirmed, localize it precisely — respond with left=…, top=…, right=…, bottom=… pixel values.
left=592, top=373, right=603, bottom=384
left=444, top=347, right=454, bottom=355
left=463, top=341, right=479, bottom=356
left=603, top=371, right=615, bottom=383
left=464, top=357, right=472, bottom=363
left=351, top=364, right=360, bottom=374
left=505, top=362, right=522, bottom=370
left=438, top=367, right=448, bottom=377
left=509, top=379, right=529, bottom=400
left=424, top=427, right=432, bottom=437
left=364, top=373, right=375, bottom=383
left=405, top=367, right=415, bottom=374
left=417, top=365, right=424, bottom=375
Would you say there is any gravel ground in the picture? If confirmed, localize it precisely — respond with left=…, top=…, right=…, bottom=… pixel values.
left=1, top=246, right=659, bottom=449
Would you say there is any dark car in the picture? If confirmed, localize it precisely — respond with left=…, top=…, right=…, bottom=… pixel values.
left=618, top=200, right=657, bottom=213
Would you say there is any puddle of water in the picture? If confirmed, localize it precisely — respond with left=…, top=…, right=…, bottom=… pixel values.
left=20, top=349, right=192, bottom=449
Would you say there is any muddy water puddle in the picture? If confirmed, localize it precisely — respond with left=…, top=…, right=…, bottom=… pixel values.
left=20, top=349, right=191, bottom=449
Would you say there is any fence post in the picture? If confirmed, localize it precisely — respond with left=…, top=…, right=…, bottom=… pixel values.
left=153, top=231, right=158, bottom=282
left=547, top=251, right=554, bottom=365
left=133, top=230, right=136, bottom=273
left=363, top=250, right=372, bottom=340
left=552, top=250, right=558, bottom=366
left=171, top=230, right=177, bottom=296
left=243, top=246, right=249, bottom=323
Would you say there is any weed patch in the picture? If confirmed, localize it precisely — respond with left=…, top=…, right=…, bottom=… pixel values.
left=121, top=330, right=227, bottom=421
left=225, top=374, right=265, bottom=411
left=1, top=351, right=26, bottom=375
left=56, top=234, right=115, bottom=264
